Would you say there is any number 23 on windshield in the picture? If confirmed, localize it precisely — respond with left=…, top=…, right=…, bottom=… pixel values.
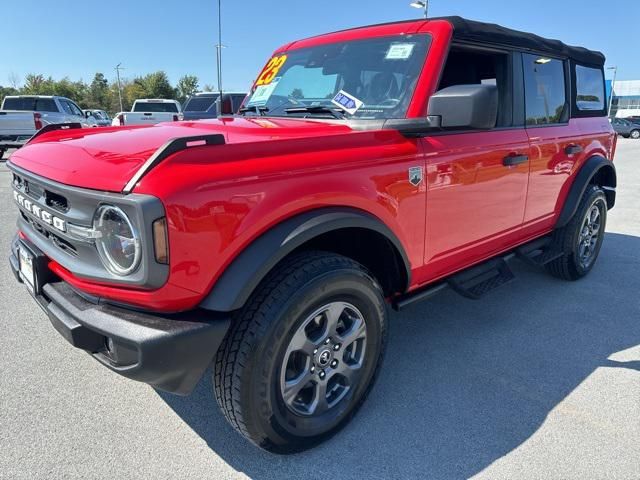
left=255, top=55, right=287, bottom=86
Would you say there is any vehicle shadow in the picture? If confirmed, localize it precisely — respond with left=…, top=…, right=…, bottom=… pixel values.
left=157, top=232, right=640, bottom=479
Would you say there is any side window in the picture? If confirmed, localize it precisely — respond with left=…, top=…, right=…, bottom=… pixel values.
left=437, top=47, right=512, bottom=128
left=523, top=54, right=567, bottom=125
left=68, top=101, right=84, bottom=116
left=575, top=65, right=605, bottom=111
left=59, top=100, right=74, bottom=115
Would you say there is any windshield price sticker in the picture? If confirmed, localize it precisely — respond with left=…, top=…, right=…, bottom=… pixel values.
left=385, top=43, right=415, bottom=60
left=255, top=55, right=288, bottom=86
left=331, top=90, right=364, bottom=115
left=249, top=79, right=280, bottom=105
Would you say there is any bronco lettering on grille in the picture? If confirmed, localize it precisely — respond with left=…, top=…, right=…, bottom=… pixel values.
left=14, top=191, right=66, bottom=233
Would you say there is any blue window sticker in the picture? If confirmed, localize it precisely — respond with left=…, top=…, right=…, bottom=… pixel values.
left=331, top=90, right=364, bottom=115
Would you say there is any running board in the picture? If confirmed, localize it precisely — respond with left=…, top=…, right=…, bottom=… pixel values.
left=515, top=236, right=564, bottom=267
left=447, top=257, right=515, bottom=300
left=392, top=235, right=563, bottom=311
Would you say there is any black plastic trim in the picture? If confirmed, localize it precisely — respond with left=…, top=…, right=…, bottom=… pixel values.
left=200, top=208, right=411, bottom=312
left=556, top=156, right=617, bottom=228
left=27, top=122, right=83, bottom=144
left=123, top=134, right=225, bottom=193
left=10, top=236, right=230, bottom=395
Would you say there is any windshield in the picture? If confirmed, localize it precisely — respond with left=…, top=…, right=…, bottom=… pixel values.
left=245, top=34, right=431, bottom=120
left=133, top=102, right=179, bottom=113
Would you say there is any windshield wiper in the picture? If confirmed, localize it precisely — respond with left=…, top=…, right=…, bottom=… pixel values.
left=238, top=105, right=269, bottom=116
left=284, top=105, right=346, bottom=119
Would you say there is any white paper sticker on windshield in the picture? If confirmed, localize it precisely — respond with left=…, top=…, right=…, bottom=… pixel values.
left=249, top=78, right=280, bottom=105
left=331, top=90, right=364, bottom=115
left=386, top=43, right=415, bottom=60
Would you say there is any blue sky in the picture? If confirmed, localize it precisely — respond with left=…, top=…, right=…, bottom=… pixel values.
left=1, top=0, right=637, bottom=91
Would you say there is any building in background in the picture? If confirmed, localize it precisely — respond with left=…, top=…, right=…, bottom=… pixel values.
left=607, top=80, right=640, bottom=118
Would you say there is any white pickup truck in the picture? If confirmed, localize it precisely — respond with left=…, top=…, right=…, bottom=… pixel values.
left=112, top=99, right=182, bottom=126
left=0, top=95, right=92, bottom=156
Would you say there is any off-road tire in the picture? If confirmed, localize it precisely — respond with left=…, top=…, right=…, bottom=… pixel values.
left=545, top=185, right=607, bottom=280
left=214, top=251, right=387, bottom=453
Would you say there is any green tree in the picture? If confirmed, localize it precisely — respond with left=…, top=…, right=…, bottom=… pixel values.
left=134, top=71, right=174, bottom=99
left=22, top=74, right=55, bottom=95
left=176, top=75, right=199, bottom=103
left=0, top=85, right=19, bottom=106
left=84, top=72, right=110, bottom=109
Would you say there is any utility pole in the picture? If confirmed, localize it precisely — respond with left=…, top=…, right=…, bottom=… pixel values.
left=115, top=63, right=124, bottom=113
left=607, top=66, right=618, bottom=118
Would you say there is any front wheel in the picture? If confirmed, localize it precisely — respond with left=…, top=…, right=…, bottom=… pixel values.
left=214, top=251, right=387, bottom=453
left=630, top=130, right=640, bottom=140
left=546, top=185, right=607, bottom=280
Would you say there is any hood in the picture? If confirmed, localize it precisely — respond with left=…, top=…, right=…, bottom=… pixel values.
left=9, top=117, right=353, bottom=192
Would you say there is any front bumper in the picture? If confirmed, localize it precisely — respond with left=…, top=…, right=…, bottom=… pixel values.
left=10, top=236, right=230, bottom=395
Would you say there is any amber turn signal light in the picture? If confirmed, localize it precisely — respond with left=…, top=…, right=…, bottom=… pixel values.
left=153, top=217, right=169, bottom=264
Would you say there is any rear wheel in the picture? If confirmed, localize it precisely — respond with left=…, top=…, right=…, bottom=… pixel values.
left=214, top=251, right=387, bottom=453
left=545, top=185, right=607, bottom=280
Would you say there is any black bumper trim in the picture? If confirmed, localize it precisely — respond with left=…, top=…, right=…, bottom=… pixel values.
left=10, top=236, right=231, bottom=395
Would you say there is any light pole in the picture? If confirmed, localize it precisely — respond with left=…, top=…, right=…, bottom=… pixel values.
left=215, top=0, right=224, bottom=102
left=607, top=66, right=618, bottom=118
left=114, top=63, right=124, bottom=113
left=410, top=0, right=428, bottom=18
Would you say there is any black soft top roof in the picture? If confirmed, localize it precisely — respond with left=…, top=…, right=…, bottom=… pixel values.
left=443, top=16, right=605, bottom=67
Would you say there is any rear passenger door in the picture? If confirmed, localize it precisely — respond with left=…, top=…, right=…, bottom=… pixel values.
left=421, top=46, right=531, bottom=276
left=521, top=54, right=584, bottom=225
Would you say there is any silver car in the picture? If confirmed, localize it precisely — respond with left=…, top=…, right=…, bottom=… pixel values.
left=83, top=109, right=112, bottom=127
left=0, top=96, right=94, bottom=155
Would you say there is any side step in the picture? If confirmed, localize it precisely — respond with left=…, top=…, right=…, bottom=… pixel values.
left=515, top=236, right=564, bottom=267
left=447, top=257, right=515, bottom=300
left=392, top=235, right=564, bottom=311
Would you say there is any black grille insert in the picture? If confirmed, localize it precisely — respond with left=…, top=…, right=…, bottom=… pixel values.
left=45, top=190, right=69, bottom=212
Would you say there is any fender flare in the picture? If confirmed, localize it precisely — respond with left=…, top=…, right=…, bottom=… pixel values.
left=556, top=156, right=616, bottom=228
left=199, top=207, right=411, bottom=312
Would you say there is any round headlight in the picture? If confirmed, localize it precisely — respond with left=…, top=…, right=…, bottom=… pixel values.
left=93, top=205, right=141, bottom=276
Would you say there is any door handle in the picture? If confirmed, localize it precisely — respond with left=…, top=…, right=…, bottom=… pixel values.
left=565, top=144, right=583, bottom=155
left=503, top=154, right=529, bottom=166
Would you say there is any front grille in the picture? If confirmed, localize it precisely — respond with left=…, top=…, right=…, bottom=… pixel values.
left=20, top=211, right=78, bottom=257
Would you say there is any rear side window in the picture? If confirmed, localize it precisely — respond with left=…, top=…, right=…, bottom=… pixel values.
left=133, top=102, right=179, bottom=113
left=523, top=54, right=567, bottom=125
left=35, top=98, right=58, bottom=112
left=575, top=65, right=605, bottom=111
left=184, top=96, right=218, bottom=112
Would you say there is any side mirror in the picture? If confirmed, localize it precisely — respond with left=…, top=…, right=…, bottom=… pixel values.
left=428, top=84, right=498, bottom=130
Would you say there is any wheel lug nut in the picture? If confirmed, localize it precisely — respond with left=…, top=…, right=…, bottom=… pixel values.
left=325, top=338, right=331, bottom=345
left=319, top=370, right=325, bottom=379
left=331, top=360, right=338, bottom=368
left=310, top=366, right=315, bottom=373
left=313, top=349, right=318, bottom=354
left=333, top=343, right=341, bottom=351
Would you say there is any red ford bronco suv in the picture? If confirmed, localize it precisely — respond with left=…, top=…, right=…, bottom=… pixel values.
left=8, top=17, right=616, bottom=453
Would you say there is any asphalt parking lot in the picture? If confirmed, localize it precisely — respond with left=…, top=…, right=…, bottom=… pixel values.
left=0, top=141, right=638, bottom=479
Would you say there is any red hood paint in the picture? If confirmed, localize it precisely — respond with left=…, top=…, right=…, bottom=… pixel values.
left=8, top=117, right=353, bottom=192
